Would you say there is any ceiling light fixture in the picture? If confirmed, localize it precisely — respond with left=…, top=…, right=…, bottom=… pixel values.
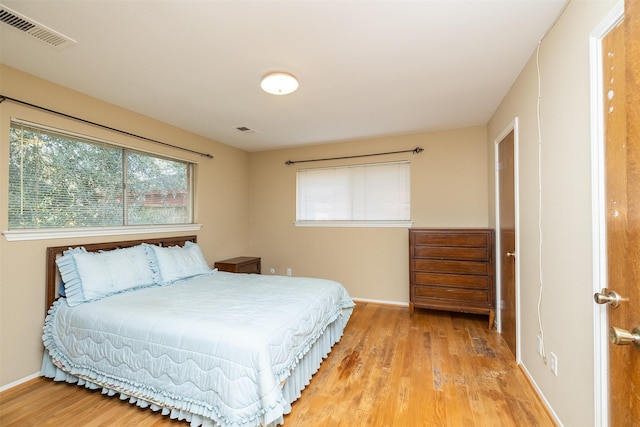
left=260, top=72, right=299, bottom=95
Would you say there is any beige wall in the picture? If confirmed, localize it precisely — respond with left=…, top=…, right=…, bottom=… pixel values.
left=487, top=1, right=618, bottom=426
left=0, top=65, right=251, bottom=387
left=248, top=126, right=489, bottom=303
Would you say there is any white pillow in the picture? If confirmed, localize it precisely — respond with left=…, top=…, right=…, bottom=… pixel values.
left=56, top=245, right=157, bottom=306
left=144, top=241, right=211, bottom=284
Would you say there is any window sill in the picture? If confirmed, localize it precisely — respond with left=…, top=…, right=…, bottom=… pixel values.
left=294, top=220, right=412, bottom=228
left=2, top=224, right=202, bottom=242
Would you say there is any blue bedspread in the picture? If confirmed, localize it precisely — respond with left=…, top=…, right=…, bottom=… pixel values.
left=42, top=271, right=354, bottom=426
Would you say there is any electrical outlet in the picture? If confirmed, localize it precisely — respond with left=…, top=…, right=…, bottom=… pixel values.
left=537, top=335, right=543, bottom=356
left=550, top=352, right=558, bottom=376
left=286, top=268, right=292, bottom=276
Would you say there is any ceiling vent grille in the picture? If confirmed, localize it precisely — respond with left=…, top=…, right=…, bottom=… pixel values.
left=0, top=4, right=76, bottom=49
left=235, top=126, right=258, bottom=135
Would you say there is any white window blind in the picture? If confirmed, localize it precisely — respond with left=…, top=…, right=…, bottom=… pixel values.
left=296, top=161, right=411, bottom=226
left=8, top=120, right=194, bottom=230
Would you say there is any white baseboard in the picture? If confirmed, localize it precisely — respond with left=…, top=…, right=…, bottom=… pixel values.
left=0, top=372, right=41, bottom=393
left=352, top=297, right=409, bottom=307
left=519, top=362, right=563, bottom=426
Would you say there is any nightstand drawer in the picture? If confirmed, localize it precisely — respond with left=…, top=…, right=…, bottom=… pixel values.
left=214, top=257, right=261, bottom=274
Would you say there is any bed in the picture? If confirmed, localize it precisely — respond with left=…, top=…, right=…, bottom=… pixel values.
left=41, top=236, right=354, bottom=427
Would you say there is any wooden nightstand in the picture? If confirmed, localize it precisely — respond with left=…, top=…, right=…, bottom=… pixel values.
left=214, top=257, right=261, bottom=274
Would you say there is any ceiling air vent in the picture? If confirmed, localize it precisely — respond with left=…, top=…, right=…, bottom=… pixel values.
left=235, top=126, right=258, bottom=135
left=0, top=4, right=76, bottom=49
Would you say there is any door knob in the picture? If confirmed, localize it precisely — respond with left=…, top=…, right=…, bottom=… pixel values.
left=593, top=288, right=627, bottom=308
left=609, top=326, right=640, bottom=349
left=506, top=252, right=516, bottom=257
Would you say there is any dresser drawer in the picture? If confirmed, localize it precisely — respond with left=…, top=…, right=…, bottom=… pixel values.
left=412, top=246, right=490, bottom=261
left=413, top=286, right=490, bottom=304
left=413, top=272, right=489, bottom=289
left=411, top=232, right=491, bottom=247
left=413, top=259, right=490, bottom=275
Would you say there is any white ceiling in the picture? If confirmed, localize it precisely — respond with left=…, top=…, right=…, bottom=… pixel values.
left=0, top=1, right=567, bottom=152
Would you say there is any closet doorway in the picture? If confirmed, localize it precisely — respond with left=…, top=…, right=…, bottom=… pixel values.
left=496, top=122, right=518, bottom=358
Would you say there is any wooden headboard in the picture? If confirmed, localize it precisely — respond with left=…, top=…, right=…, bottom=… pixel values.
left=45, top=235, right=197, bottom=314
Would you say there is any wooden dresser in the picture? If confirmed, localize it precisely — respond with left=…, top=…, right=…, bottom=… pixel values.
left=409, top=228, right=495, bottom=326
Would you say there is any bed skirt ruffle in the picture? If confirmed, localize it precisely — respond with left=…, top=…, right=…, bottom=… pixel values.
left=41, top=306, right=353, bottom=427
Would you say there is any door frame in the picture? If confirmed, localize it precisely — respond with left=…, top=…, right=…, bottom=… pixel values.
left=494, top=117, right=520, bottom=357
left=589, top=2, right=624, bottom=425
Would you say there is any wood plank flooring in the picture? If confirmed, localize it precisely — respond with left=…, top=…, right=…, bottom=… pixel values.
left=0, top=302, right=556, bottom=426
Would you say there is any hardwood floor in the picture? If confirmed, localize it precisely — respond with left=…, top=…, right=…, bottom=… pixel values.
left=0, top=303, right=555, bottom=426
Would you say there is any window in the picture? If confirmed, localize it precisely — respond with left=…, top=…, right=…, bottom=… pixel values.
left=296, top=161, right=411, bottom=227
left=8, top=120, right=194, bottom=231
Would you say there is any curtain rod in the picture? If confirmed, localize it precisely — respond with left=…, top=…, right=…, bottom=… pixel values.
left=285, top=146, right=423, bottom=165
left=0, top=95, right=214, bottom=159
